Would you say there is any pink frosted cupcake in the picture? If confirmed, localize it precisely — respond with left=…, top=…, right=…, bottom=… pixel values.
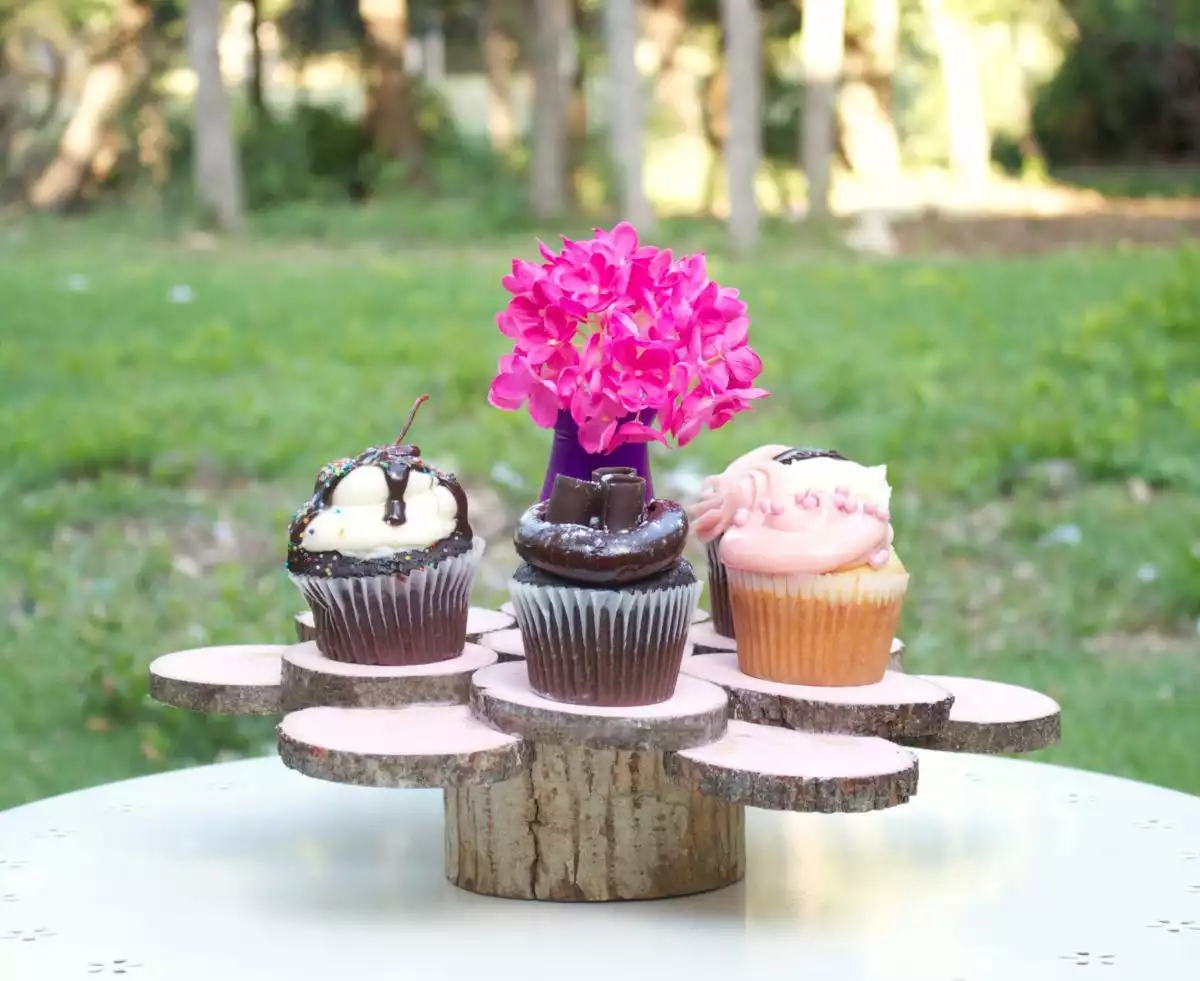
left=690, top=445, right=908, bottom=686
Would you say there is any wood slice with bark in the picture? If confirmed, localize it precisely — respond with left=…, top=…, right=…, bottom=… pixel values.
left=666, top=720, right=918, bottom=813
left=466, top=606, right=515, bottom=641
left=680, top=653, right=951, bottom=738
left=149, top=644, right=284, bottom=715
left=294, top=610, right=317, bottom=644
left=478, top=627, right=525, bottom=662
left=280, top=641, right=499, bottom=712
left=899, top=676, right=1061, bottom=754
left=445, top=743, right=745, bottom=901
left=470, top=661, right=728, bottom=751
left=277, top=705, right=526, bottom=788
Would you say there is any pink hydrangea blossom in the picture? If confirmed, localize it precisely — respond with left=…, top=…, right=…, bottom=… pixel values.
left=487, top=222, right=768, bottom=453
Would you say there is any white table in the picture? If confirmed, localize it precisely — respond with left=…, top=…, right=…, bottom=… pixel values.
left=0, top=751, right=1197, bottom=981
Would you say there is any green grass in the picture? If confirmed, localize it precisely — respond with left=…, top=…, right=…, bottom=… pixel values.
left=1, top=217, right=1197, bottom=809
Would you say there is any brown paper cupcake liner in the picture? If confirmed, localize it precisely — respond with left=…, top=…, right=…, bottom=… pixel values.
left=726, top=567, right=909, bottom=686
left=291, top=538, right=484, bottom=666
left=704, top=537, right=736, bottom=639
left=508, top=577, right=703, bottom=707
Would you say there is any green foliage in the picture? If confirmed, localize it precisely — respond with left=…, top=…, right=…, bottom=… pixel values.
left=999, top=247, right=1200, bottom=492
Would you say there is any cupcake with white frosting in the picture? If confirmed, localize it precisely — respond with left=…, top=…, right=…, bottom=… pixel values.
left=286, top=397, right=484, bottom=666
left=690, top=445, right=907, bottom=686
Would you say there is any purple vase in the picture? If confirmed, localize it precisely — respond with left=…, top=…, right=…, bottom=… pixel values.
left=539, top=409, right=655, bottom=501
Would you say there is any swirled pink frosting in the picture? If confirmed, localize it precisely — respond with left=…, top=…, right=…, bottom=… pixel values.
left=688, top=445, right=895, bottom=576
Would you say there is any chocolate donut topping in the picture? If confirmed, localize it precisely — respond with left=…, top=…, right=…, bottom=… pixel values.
left=514, top=467, right=688, bottom=585
left=773, top=446, right=847, bottom=465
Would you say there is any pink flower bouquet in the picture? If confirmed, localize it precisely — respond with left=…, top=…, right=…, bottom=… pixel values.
left=488, top=223, right=767, bottom=475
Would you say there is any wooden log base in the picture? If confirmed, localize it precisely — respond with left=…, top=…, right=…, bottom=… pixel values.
left=687, top=623, right=906, bottom=670
left=149, top=645, right=284, bottom=715
left=277, top=705, right=526, bottom=788
left=900, top=676, right=1062, bottom=755
left=280, top=641, right=498, bottom=711
left=295, top=607, right=512, bottom=647
left=445, top=744, right=746, bottom=901
left=679, top=653, right=952, bottom=739
left=470, top=661, right=728, bottom=751
left=666, top=721, right=919, bottom=813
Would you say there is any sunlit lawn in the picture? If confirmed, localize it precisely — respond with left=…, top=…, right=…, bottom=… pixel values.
left=1, top=217, right=1197, bottom=809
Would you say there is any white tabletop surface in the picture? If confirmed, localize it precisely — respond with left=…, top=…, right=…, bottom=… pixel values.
left=1, top=750, right=1198, bottom=981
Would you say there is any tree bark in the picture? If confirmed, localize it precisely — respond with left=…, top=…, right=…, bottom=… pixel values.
left=922, top=0, right=990, bottom=183
left=27, top=1, right=151, bottom=211
left=721, top=0, right=762, bottom=252
left=186, top=0, right=245, bottom=232
left=530, top=0, right=571, bottom=218
left=480, top=0, right=517, bottom=153
left=602, top=0, right=654, bottom=229
left=445, top=744, right=746, bottom=901
left=837, top=0, right=901, bottom=181
left=360, top=0, right=425, bottom=181
left=248, top=0, right=266, bottom=117
left=800, top=0, right=844, bottom=220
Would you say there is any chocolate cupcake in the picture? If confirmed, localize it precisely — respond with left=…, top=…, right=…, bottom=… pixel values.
left=508, top=467, right=702, bottom=706
left=695, top=446, right=847, bottom=639
left=286, top=397, right=484, bottom=666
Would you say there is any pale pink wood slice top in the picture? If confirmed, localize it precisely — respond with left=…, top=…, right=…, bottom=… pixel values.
left=499, top=600, right=516, bottom=617
left=478, top=627, right=526, bottom=662
left=688, top=621, right=738, bottom=653
left=903, top=675, right=1062, bottom=755
left=149, top=645, right=285, bottom=715
left=666, top=720, right=918, bottom=813
left=680, top=652, right=952, bottom=739
left=692, top=607, right=711, bottom=624
left=280, top=642, right=499, bottom=711
left=469, top=660, right=728, bottom=750
left=277, top=704, right=526, bottom=788
left=466, top=606, right=515, bottom=639
left=294, top=610, right=317, bottom=644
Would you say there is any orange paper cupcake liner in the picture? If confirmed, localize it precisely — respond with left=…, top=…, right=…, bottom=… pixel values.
left=726, top=568, right=908, bottom=686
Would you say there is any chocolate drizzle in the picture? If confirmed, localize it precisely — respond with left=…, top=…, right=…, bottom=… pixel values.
left=774, top=446, right=847, bottom=465
left=286, top=396, right=473, bottom=578
left=514, top=467, right=688, bottom=586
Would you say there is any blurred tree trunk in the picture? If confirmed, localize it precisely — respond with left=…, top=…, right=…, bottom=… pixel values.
left=837, top=0, right=901, bottom=181
left=480, top=0, right=516, bottom=153
left=602, top=0, right=653, bottom=228
left=27, top=0, right=151, bottom=211
left=530, top=0, right=571, bottom=218
left=800, top=0, right=844, bottom=219
left=922, top=0, right=990, bottom=182
left=186, top=0, right=244, bottom=232
left=360, top=0, right=426, bottom=183
left=566, top=0, right=586, bottom=208
left=722, top=0, right=761, bottom=252
left=248, top=0, right=266, bottom=118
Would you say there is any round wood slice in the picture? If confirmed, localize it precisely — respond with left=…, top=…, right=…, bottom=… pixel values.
left=666, top=720, right=918, bottom=813
left=901, top=676, right=1062, bottom=754
left=679, top=652, right=952, bottom=738
left=692, top=606, right=712, bottom=625
left=277, top=704, right=527, bottom=788
left=479, top=627, right=526, bottom=662
left=688, top=624, right=905, bottom=671
left=280, top=642, right=499, bottom=711
left=294, top=610, right=316, bottom=644
left=149, top=645, right=284, bottom=715
left=469, top=661, right=728, bottom=751
left=688, top=621, right=738, bottom=654
left=499, top=600, right=516, bottom=617
left=466, top=606, right=514, bottom=640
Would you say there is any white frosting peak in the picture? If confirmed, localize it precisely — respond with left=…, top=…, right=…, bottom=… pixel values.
left=780, top=457, right=891, bottom=510
left=301, top=463, right=460, bottom=559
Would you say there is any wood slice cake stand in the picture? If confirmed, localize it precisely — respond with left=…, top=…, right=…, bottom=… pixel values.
left=149, top=607, right=1061, bottom=904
